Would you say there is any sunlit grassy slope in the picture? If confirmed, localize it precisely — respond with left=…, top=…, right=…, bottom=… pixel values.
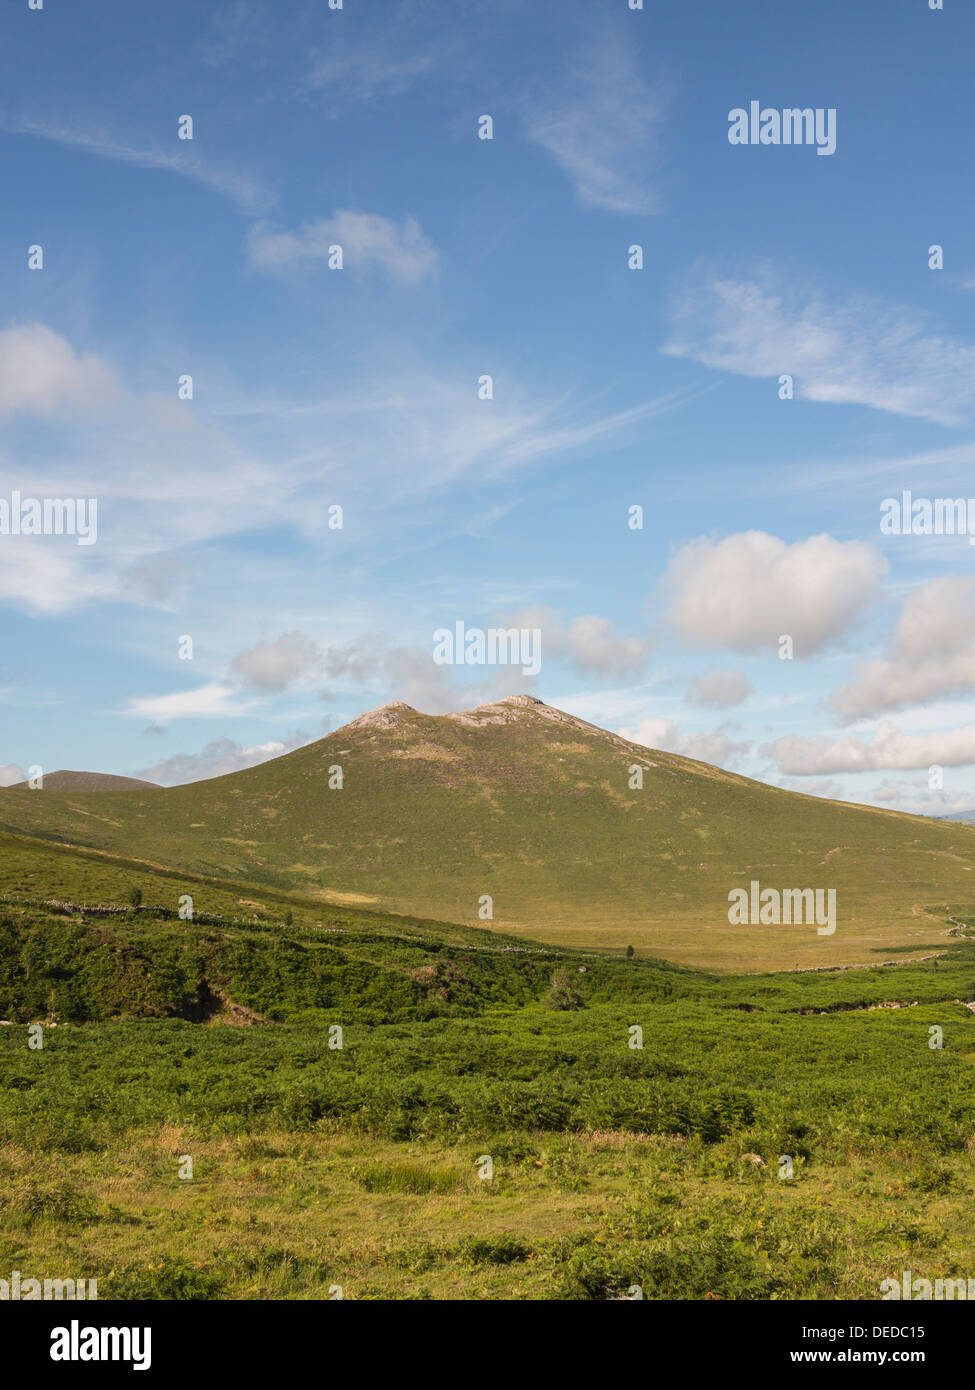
left=2, top=695, right=974, bottom=970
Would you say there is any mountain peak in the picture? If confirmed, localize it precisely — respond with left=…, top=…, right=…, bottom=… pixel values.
left=493, top=694, right=545, bottom=709
left=442, top=693, right=632, bottom=745
left=341, top=700, right=419, bottom=732
left=338, top=692, right=624, bottom=743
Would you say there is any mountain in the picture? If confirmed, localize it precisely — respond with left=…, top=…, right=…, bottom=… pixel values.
left=935, top=811, right=975, bottom=824
left=5, top=770, right=160, bottom=792
left=0, top=694, right=973, bottom=970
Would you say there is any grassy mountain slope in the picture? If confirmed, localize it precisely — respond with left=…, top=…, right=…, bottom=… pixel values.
left=0, top=829, right=704, bottom=1026
left=2, top=695, right=974, bottom=969
left=8, top=770, right=160, bottom=792
left=4, top=831, right=972, bottom=1025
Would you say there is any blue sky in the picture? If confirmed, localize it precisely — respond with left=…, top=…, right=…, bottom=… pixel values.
left=1, top=0, right=974, bottom=814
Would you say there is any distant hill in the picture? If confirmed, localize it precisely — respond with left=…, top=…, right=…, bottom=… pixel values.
left=6, top=769, right=160, bottom=792
left=0, top=694, right=972, bottom=970
left=935, top=811, right=975, bottom=824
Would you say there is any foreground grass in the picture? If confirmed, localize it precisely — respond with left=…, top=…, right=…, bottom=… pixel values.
left=3, top=836, right=975, bottom=1299
left=3, top=989, right=975, bottom=1299
left=2, top=1126, right=973, bottom=1300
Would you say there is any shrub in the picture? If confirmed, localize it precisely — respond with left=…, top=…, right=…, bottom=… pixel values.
left=545, top=969, right=584, bottom=1012
left=907, top=1165, right=956, bottom=1193
left=7, top=1180, right=97, bottom=1226
left=106, top=1256, right=226, bottom=1300
left=351, top=1161, right=463, bottom=1195
left=456, top=1234, right=531, bottom=1265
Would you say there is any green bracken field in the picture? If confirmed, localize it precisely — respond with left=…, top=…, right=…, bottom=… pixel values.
left=2, top=826, right=975, bottom=1300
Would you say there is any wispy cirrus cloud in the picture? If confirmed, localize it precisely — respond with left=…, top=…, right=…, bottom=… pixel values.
left=6, top=116, right=272, bottom=214
left=124, top=683, right=258, bottom=722
left=665, top=272, right=975, bottom=425
left=303, top=33, right=448, bottom=103
left=236, top=377, right=699, bottom=506
left=0, top=323, right=280, bottom=616
left=293, top=0, right=472, bottom=105
left=0, top=319, right=697, bottom=621
left=525, top=36, right=669, bottom=215
left=0, top=546, right=120, bottom=618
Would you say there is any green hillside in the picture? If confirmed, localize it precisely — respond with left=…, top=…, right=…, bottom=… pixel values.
left=2, top=694, right=974, bottom=969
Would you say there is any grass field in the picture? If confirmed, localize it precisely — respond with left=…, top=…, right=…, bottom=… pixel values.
left=2, top=830, right=975, bottom=1299
left=5, top=1123, right=975, bottom=1301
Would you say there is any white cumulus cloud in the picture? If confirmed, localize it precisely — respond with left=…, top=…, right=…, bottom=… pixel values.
left=664, top=531, right=885, bottom=655
left=832, top=577, right=975, bottom=720
left=134, top=733, right=311, bottom=786
left=685, top=669, right=753, bottom=708
left=619, top=716, right=750, bottom=769
left=0, top=323, right=118, bottom=419
left=766, top=721, right=975, bottom=774
left=507, top=606, right=651, bottom=678
left=232, top=632, right=323, bottom=692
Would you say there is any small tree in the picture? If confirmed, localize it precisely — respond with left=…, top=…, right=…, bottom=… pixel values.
left=127, top=886, right=143, bottom=908
left=545, top=968, right=583, bottom=1012
left=283, top=909, right=294, bottom=927
left=626, top=944, right=635, bottom=960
